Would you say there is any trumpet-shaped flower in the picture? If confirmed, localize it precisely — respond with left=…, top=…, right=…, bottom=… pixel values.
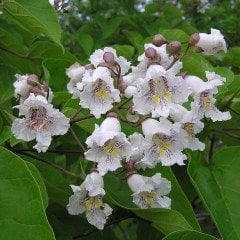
left=77, top=67, right=120, bottom=118
left=132, top=65, right=190, bottom=118
left=66, top=63, right=86, bottom=99
left=11, top=94, right=70, bottom=152
left=196, top=28, right=227, bottom=55
left=89, top=47, right=130, bottom=75
left=170, top=105, right=205, bottom=151
left=85, top=117, right=132, bottom=175
left=67, top=172, right=112, bottom=230
left=127, top=173, right=171, bottom=209
left=140, top=118, right=187, bottom=168
left=186, top=71, right=231, bottom=122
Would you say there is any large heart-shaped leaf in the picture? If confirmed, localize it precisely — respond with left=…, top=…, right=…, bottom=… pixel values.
left=0, top=147, right=55, bottom=240
left=188, top=147, right=240, bottom=240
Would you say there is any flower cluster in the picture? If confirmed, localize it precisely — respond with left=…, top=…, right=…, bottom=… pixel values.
left=65, top=28, right=230, bottom=229
left=11, top=28, right=230, bottom=230
left=11, top=74, right=70, bottom=152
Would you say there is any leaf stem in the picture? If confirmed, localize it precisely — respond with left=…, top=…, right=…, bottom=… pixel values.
left=70, top=114, right=94, bottom=124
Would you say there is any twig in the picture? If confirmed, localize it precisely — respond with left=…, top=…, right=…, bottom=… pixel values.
left=70, top=107, right=82, bottom=121
left=14, top=150, right=82, bottom=179
left=12, top=148, right=84, bottom=154
left=70, top=127, right=87, bottom=152
left=70, top=114, right=94, bottom=124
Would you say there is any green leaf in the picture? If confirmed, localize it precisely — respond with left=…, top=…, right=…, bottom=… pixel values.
left=188, top=147, right=240, bottom=240
left=162, top=230, right=217, bottom=240
left=0, top=126, right=11, bottom=145
left=0, top=147, right=55, bottom=240
left=78, top=33, right=94, bottom=56
left=26, top=162, right=49, bottom=209
left=161, top=29, right=189, bottom=42
left=112, top=44, right=135, bottom=59
left=3, top=0, right=61, bottom=45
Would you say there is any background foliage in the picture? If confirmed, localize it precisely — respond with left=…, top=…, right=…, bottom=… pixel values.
left=0, top=0, right=240, bottom=239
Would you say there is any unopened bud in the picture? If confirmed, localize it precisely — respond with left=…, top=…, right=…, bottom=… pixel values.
left=107, top=112, right=118, bottom=119
left=195, top=46, right=204, bottom=53
left=27, top=74, right=38, bottom=86
left=167, top=41, right=182, bottom=55
left=42, top=81, right=49, bottom=91
left=189, top=33, right=200, bottom=46
left=152, top=34, right=167, bottom=47
left=126, top=170, right=137, bottom=179
left=103, top=52, right=115, bottom=64
left=180, top=72, right=188, bottom=79
left=145, top=47, right=157, bottom=60
left=85, top=64, right=94, bottom=70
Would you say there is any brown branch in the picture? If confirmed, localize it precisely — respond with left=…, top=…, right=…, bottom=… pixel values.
left=70, top=114, right=94, bottom=124
left=13, top=150, right=82, bottom=179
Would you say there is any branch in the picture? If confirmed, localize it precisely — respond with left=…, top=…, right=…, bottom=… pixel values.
left=70, top=114, right=94, bottom=124
left=13, top=150, right=82, bottom=179
left=70, top=127, right=87, bottom=152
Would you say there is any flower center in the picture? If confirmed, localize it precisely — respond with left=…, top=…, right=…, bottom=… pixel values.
left=103, top=139, right=120, bottom=157
left=145, top=191, right=158, bottom=206
left=85, top=196, right=103, bottom=211
left=148, top=79, right=172, bottom=104
left=200, top=91, right=212, bottom=110
left=92, top=79, right=110, bottom=100
left=152, top=134, right=172, bottom=157
left=183, top=123, right=195, bottom=137
left=29, top=106, right=48, bottom=130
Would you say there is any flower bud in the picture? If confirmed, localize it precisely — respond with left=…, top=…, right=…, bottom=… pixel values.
left=188, top=33, right=200, bottom=46
left=152, top=34, right=167, bottom=47
left=27, top=74, right=38, bottom=86
left=194, top=46, right=204, bottom=53
left=85, top=64, right=94, bottom=70
left=167, top=41, right=182, bottom=55
left=42, top=81, right=49, bottom=92
left=145, top=47, right=157, bottom=60
left=103, top=52, right=115, bottom=64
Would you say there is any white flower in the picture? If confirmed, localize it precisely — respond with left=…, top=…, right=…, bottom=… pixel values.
left=140, top=118, right=187, bottom=168
left=89, top=47, right=131, bottom=75
left=77, top=67, right=120, bottom=119
left=66, top=63, right=86, bottom=99
left=14, top=74, right=31, bottom=102
left=67, top=172, right=112, bottom=230
left=85, top=117, right=132, bottom=175
left=132, top=65, right=190, bottom=118
left=127, top=173, right=171, bottom=209
left=11, top=94, right=70, bottom=152
left=196, top=28, right=227, bottom=55
left=14, top=74, right=53, bottom=103
left=124, top=43, right=181, bottom=85
left=170, top=105, right=205, bottom=151
left=49, top=0, right=54, bottom=6
left=186, top=72, right=231, bottom=122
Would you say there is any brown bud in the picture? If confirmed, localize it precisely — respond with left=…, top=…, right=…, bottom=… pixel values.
left=152, top=34, right=167, bottom=47
left=107, top=112, right=118, bottom=119
left=42, top=81, right=49, bottom=91
left=189, top=33, right=200, bottom=46
left=194, top=46, right=204, bottom=53
left=167, top=41, right=182, bottom=55
left=125, top=170, right=137, bottom=179
left=103, top=51, right=115, bottom=64
left=85, top=64, right=94, bottom=70
left=27, top=74, right=38, bottom=86
left=180, top=72, right=188, bottom=79
left=145, top=47, right=157, bottom=60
